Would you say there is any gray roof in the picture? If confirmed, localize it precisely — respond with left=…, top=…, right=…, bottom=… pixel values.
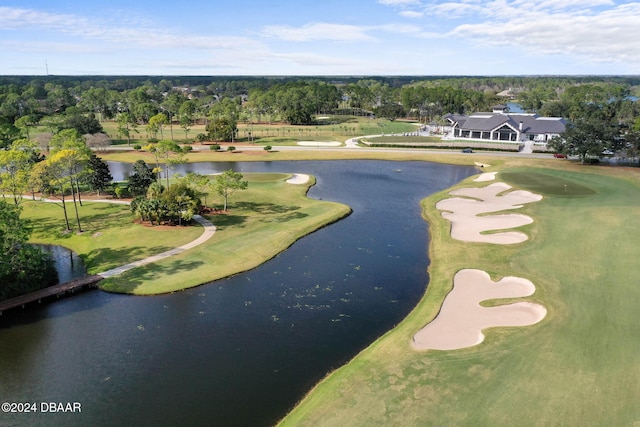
left=446, top=112, right=566, bottom=134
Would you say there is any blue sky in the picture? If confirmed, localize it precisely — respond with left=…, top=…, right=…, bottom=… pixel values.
left=1, top=0, right=639, bottom=75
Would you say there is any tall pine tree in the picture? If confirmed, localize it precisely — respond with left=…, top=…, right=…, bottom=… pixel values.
left=86, top=153, right=113, bottom=196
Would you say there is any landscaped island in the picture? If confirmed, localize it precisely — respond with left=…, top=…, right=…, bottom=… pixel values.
left=25, top=172, right=350, bottom=295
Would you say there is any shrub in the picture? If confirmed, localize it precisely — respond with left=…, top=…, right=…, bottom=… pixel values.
left=114, top=186, right=130, bottom=199
left=210, top=144, right=220, bottom=151
left=227, top=146, right=236, bottom=152
left=264, top=145, right=272, bottom=151
left=133, top=144, right=142, bottom=150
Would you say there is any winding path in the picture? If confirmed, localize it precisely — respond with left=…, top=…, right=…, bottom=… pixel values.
left=25, top=173, right=306, bottom=280
left=97, top=215, right=216, bottom=278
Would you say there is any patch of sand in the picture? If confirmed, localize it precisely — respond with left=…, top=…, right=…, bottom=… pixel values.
left=296, top=141, right=342, bottom=147
left=474, top=172, right=497, bottom=182
left=436, top=182, right=542, bottom=244
left=412, top=269, right=546, bottom=351
left=286, top=173, right=310, bottom=184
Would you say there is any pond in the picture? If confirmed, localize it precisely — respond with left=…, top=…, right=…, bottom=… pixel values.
left=0, top=160, right=476, bottom=426
left=33, top=244, right=87, bottom=284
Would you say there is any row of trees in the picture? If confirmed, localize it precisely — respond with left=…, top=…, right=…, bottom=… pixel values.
left=545, top=84, right=640, bottom=162
left=3, top=75, right=638, bottom=148
left=0, top=131, right=113, bottom=232
left=3, top=76, right=640, bottom=163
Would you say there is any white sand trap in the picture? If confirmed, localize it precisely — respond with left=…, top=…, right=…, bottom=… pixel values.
left=413, top=269, right=547, bottom=351
left=297, top=141, right=342, bottom=147
left=474, top=172, right=497, bottom=182
left=286, top=173, right=310, bottom=184
left=436, top=182, right=542, bottom=244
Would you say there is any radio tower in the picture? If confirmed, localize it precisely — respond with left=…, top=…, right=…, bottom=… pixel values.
left=45, top=59, right=49, bottom=76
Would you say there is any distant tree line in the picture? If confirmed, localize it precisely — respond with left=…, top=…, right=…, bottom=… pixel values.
left=2, top=75, right=639, bottom=148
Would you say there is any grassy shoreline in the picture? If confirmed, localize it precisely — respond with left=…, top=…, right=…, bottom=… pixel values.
left=278, top=158, right=640, bottom=426
left=25, top=150, right=640, bottom=424
left=24, top=173, right=351, bottom=295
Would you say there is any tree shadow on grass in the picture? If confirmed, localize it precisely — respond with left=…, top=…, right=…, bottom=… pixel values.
left=100, top=258, right=206, bottom=294
left=85, top=245, right=175, bottom=272
left=234, top=201, right=301, bottom=215
left=274, top=211, right=309, bottom=223
left=206, top=213, right=248, bottom=229
left=78, top=206, right=131, bottom=230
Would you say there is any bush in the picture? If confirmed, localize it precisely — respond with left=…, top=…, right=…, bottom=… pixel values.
left=264, top=145, right=272, bottom=151
left=133, top=144, right=142, bottom=150
left=182, top=145, right=193, bottom=152
left=196, top=133, right=208, bottom=143
left=114, top=186, right=130, bottom=199
left=148, top=138, right=159, bottom=143
left=210, top=144, right=220, bottom=151
left=227, top=146, right=236, bottom=152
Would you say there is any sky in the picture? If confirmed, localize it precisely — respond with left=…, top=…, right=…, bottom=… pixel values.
left=1, top=0, right=640, bottom=76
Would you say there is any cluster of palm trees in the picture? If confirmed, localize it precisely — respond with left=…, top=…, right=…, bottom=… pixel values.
left=130, top=181, right=201, bottom=226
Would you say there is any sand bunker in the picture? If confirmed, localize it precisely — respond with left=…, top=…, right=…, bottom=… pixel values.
left=474, top=172, right=497, bottom=182
left=436, top=182, right=542, bottom=244
left=413, top=269, right=546, bottom=351
left=297, top=141, right=342, bottom=147
left=286, top=173, right=310, bottom=184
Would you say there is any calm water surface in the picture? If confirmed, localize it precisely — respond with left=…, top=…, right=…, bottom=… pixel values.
left=0, top=160, right=475, bottom=426
left=34, top=244, right=86, bottom=284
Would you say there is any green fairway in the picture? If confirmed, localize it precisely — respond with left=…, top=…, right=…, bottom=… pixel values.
left=279, top=163, right=640, bottom=426
left=501, top=170, right=597, bottom=196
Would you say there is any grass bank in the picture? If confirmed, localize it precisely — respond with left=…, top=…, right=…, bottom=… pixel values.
left=99, top=173, right=350, bottom=294
left=23, top=173, right=350, bottom=295
left=279, top=160, right=640, bottom=426
left=23, top=200, right=203, bottom=273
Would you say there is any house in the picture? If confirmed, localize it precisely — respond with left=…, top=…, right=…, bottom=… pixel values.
left=444, top=105, right=566, bottom=143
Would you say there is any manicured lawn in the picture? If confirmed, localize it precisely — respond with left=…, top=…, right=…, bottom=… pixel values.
left=90, top=116, right=420, bottom=146
left=279, top=162, right=640, bottom=426
left=94, top=173, right=351, bottom=295
left=23, top=200, right=203, bottom=273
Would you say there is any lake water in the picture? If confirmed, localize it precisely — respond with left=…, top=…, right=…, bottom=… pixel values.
left=34, top=244, right=87, bottom=284
left=0, top=160, right=475, bottom=426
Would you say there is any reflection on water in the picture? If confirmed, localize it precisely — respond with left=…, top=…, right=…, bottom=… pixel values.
left=33, top=244, right=87, bottom=283
left=1, top=160, right=476, bottom=427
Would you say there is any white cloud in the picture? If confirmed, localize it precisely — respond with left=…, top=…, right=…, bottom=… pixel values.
left=450, top=2, right=640, bottom=66
left=378, top=0, right=421, bottom=5
left=0, top=40, right=103, bottom=54
left=261, top=23, right=374, bottom=42
left=400, top=10, right=425, bottom=18
left=0, top=7, right=265, bottom=53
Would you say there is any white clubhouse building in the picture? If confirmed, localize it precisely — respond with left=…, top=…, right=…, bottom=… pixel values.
left=444, top=105, right=566, bottom=144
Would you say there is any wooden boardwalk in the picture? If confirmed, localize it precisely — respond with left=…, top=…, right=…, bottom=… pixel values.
left=0, top=275, right=103, bottom=315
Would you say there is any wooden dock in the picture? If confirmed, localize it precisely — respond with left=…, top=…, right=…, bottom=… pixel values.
left=0, top=275, right=104, bottom=315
